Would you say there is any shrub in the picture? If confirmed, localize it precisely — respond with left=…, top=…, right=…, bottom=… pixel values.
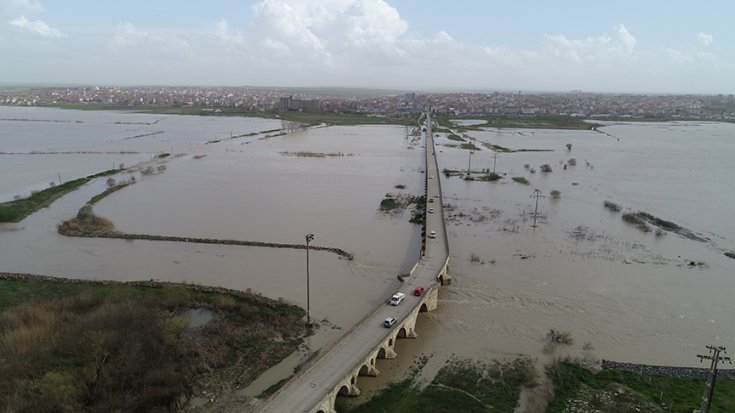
left=550, top=190, right=561, bottom=199
left=477, top=173, right=501, bottom=182
left=603, top=201, right=621, bottom=212
left=512, top=177, right=529, bottom=185
left=460, top=143, right=480, bottom=151
left=622, top=212, right=651, bottom=232
left=540, top=164, right=553, bottom=173
left=546, top=329, right=573, bottom=345
left=568, top=158, right=577, bottom=166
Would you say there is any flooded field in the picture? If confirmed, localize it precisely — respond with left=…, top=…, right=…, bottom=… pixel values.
left=354, top=121, right=735, bottom=400
left=2, top=107, right=734, bottom=405
left=0, top=107, right=423, bottom=351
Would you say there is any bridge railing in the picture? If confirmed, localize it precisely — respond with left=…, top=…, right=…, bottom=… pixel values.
left=258, top=112, right=448, bottom=412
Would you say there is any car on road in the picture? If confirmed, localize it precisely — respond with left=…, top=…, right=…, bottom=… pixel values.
left=428, top=207, right=434, bottom=213
left=384, top=317, right=397, bottom=328
left=389, top=292, right=406, bottom=306
left=429, top=230, right=436, bottom=239
left=414, top=286, right=425, bottom=296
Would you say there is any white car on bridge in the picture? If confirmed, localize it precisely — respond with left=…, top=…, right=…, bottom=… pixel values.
left=389, top=292, right=406, bottom=306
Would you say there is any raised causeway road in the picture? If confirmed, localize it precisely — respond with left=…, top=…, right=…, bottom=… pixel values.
left=258, top=112, right=449, bottom=413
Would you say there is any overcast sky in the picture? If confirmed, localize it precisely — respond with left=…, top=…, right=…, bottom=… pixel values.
left=2, top=0, right=733, bottom=94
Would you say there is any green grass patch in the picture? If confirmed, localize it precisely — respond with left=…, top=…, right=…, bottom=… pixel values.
left=278, top=111, right=416, bottom=126
left=0, top=178, right=88, bottom=222
left=459, top=142, right=481, bottom=151
left=475, top=173, right=502, bottom=182
left=436, top=115, right=597, bottom=130
left=338, top=378, right=421, bottom=413
left=547, top=362, right=735, bottom=413
left=447, top=134, right=465, bottom=142
left=379, top=196, right=399, bottom=212
left=340, top=357, right=535, bottom=413
left=512, top=177, right=530, bottom=185
left=0, top=169, right=120, bottom=223
left=0, top=275, right=306, bottom=412
left=48, top=102, right=418, bottom=126
left=88, top=182, right=132, bottom=206
left=0, top=169, right=118, bottom=223
left=487, top=116, right=597, bottom=130
left=481, top=142, right=512, bottom=152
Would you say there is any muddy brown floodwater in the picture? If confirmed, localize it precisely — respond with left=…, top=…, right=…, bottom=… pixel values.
left=353, top=121, right=735, bottom=403
left=2, top=108, right=734, bottom=408
left=0, top=107, right=423, bottom=353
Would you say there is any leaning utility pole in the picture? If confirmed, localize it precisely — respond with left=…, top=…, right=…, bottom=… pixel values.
left=695, top=345, right=731, bottom=413
left=530, top=189, right=545, bottom=227
left=466, top=149, right=474, bottom=177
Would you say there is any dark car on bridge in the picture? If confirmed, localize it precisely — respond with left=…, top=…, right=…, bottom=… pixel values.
left=414, top=287, right=425, bottom=296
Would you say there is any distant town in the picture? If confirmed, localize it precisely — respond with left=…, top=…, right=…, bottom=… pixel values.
left=1, top=86, right=734, bottom=120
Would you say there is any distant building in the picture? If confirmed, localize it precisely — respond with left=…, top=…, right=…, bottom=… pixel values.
left=279, top=96, right=292, bottom=111
left=278, top=95, right=320, bottom=112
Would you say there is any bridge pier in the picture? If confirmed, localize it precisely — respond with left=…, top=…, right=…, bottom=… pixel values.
left=259, top=113, right=451, bottom=413
left=438, top=259, right=451, bottom=285
left=338, top=383, right=361, bottom=397
left=378, top=346, right=397, bottom=359
left=358, top=363, right=379, bottom=377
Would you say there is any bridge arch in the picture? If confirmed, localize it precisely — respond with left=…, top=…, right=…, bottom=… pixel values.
left=420, top=302, right=429, bottom=312
left=359, top=364, right=369, bottom=376
left=337, top=385, right=350, bottom=396
left=397, top=327, right=407, bottom=339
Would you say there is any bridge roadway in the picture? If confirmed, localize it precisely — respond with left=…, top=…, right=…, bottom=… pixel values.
left=258, top=113, right=449, bottom=413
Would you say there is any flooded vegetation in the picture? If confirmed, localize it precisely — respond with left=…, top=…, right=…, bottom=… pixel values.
left=0, top=274, right=306, bottom=412
left=339, top=356, right=537, bottom=413
left=0, top=169, right=118, bottom=222
left=3, top=106, right=735, bottom=410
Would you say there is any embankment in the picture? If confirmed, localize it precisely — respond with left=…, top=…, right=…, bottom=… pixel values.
left=602, top=359, right=735, bottom=379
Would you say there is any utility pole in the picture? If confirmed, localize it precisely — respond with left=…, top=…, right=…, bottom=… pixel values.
left=530, top=189, right=545, bottom=227
left=466, top=149, right=474, bottom=177
left=305, top=233, right=315, bottom=327
left=492, top=152, right=498, bottom=174
left=696, top=345, right=731, bottom=413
